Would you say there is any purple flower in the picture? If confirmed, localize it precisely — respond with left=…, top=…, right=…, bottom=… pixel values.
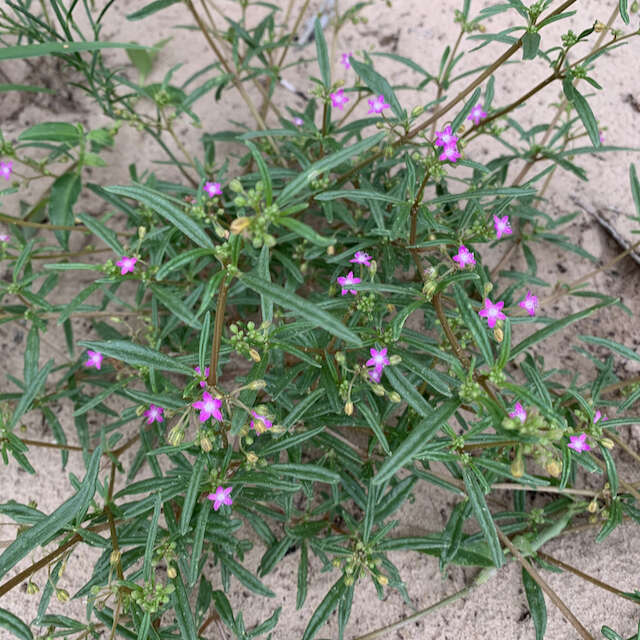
left=337, top=271, right=361, bottom=296
left=293, top=117, right=304, bottom=126
left=519, top=291, right=538, bottom=317
left=330, top=88, right=349, bottom=110
left=0, top=161, right=12, bottom=180
left=467, top=104, right=487, bottom=126
left=452, top=245, right=475, bottom=268
left=250, top=410, right=273, bottom=435
left=368, top=368, right=382, bottom=383
left=568, top=432, right=591, bottom=453
left=0, top=234, right=9, bottom=243
left=435, top=126, right=458, bottom=148
left=593, top=410, right=607, bottom=424
left=192, top=391, right=223, bottom=422
left=493, top=215, right=512, bottom=240
left=341, top=52, right=352, bottom=69
left=368, top=95, right=390, bottom=115
left=85, top=350, right=103, bottom=370
left=204, top=182, right=222, bottom=198
left=599, top=131, right=604, bottom=144
left=509, top=402, right=527, bottom=424
left=439, top=143, right=461, bottom=163
left=116, top=256, right=137, bottom=275
left=366, top=347, right=390, bottom=371
left=144, top=404, right=164, bottom=424
left=194, top=365, right=210, bottom=388
left=478, top=298, right=506, bottom=329
left=208, top=486, right=233, bottom=511
left=350, top=250, right=372, bottom=267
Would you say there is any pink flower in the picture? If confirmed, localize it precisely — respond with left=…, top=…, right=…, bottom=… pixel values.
left=439, top=143, right=460, bottom=163
left=467, top=104, right=487, bottom=126
left=144, top=404, right=164, bottom=424
left=293, top=117, right=304, bottom=126
left=366, top=347, right=389, bottom=371
left=435, top=126, right=458, bottom=148
left=208, top=486, right=233, bottom=511
left=368, top=368, right=382, bottom=383
left=568, top=432, right=591, bottom=453
left=337, top=271, right=361, bottom=296
left=250, top=410, right=273, bottom=435
left=116, top=256, right=137, bottom=275
left=330, top=88, right=349, bottom=110
left=0, top=161, right=12, bottom=180
left=509, top=402, right=527, bottom=424
left=478, top=298, right=506, bottom=329
left=0, top=234, right=9, bottom=243
left=204, top=182, right=222, bottom=198
left=192, top=391, right=223, bottom=422
left=519, top=291, right=538, bottom=317
left=599, top=131, right=604, bottom=144
left=368, top=95, right=390, bottom=114
left=493, top=215, right=512, bottom=240
left=194, top=365, right=210, bottom=388
left=85, top=350, right=103, bottom=370
left=350, top=251, right=372, bottom=267
left=593, top=410, right=607, bottom=424
left=341, top=52, right=352, bottom=69
left=452, top=245, right=475, bottom=268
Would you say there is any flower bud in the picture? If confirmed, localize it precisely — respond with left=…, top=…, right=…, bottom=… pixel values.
left=110, top=550, right=121, bottom=566
left=167, top=426, right=184, bottom=447
left=230, top=216, right=250, bottom=234
left=494, top=327, right=504, bottom=343
left=376, top=574, right=388, bottom=585
left=249, top=348, right=261, bottom=362
left=246, top=452, right=258, bottom=464
left=200, top=434, right=213, bottom=452
left=27, top=580, right=39, bottom=595
left=344, top=401, right=354, bottom=416
left=587, top=499, right=598, bottom=513
left=510, top=456, right=524, bottom=478
left=600, top=437, right=614, bottom=449
left=389, top=392, right=401, bottom=403
left=335, top=351, right=346, bottom=365
left=389, top=355, right=402, bottom=365
left=327, top=244, right=335, bottom=256
left=411, top=105, right=424, bottom=118
left=594, top=21, right=606, bottom=32
left=229, top=178, right=243, bottom=193
left=248, top=379, right=267, bottom=390
left=167, top=565, right=177, bottom=579
left=372, top=384, right=385, bottom=397
left=545, top=459, right=562, bottom=477
left=56, top=588, right=70, bottom=602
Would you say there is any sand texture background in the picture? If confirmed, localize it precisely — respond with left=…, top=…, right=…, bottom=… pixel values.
left=1, top=0, right=640, bottom=638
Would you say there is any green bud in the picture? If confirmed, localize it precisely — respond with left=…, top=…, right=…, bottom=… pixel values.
left=411, top=105, right=424, bottom=117
left=229, top=178, right=243, bottom=193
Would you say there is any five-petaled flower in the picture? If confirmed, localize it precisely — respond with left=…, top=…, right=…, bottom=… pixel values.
left=478, top=298, right=506, bottom=329
left=0, top=234, right=9, bottom=243
left=192, top=391, right=223, bottom=422
left=594, top=410, right=607, bottom=424
left=468, top=104, right=487, bottom=126
left=368, top=95, right=390, bottom=115
left=144, top=404, right=164, bottom=424
left=350, top=250, right=372, bottom=267
left=493, top=215, right=512, bottom=240
left=293, top=117, right=304, bottom=126
left=204, top=181, right=222, bottom=198
left=568, top=432, right=591, bottom=453
left=330, top=88, right=349, bottom=110
left=85, top=350, right=103, bottom=370
left=250, top=410, right=273, bottom=435
left=509, top=402, right=527, bottom=424
left=519, top=291, right=538, bottom=317
left=452, top=245, right=475, bottom=268
left=116, top=256, right=137, bottom=275
left=341, top=52, right=352, bottom=69
left=0, top=161, right=12, bottom=180
left=439, top=144, right=461, bottom=163
left=366, top=347, right=390, bottom=371
left=194, top=365, right=210, bottom=388
left=337, top=271, right=361, bottom=295
left=208, top=486, right=233, bottom=511
left=435, top=125, right=458, bottom=148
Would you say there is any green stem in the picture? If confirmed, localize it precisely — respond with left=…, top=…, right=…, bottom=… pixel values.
left=208, top=272, right=229, bottom=387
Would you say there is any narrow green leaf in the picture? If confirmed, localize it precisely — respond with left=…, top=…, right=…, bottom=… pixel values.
left=314, top=18, right=331, bottom=88
left=301, top=575, right=348, bottom=640
left=9, top=360, right=53, bottom=429
left=373, top=399, right=460, bottom=486
left=77, top=213, right=124, bottom=254
left=451, top=87, right=481, bottom=132
left=78, top=340, right=193, bottom=375
left=270, top=463, right=340, bottom=484
left=0, top=446, right=102, bottom=577
left=127, top=0, right=180, bottom=20
left=276, top=132, right=385, bottom=205
left=0, top=41, right=151, bottom=61
left=385, top=367, right=433, bottom=417
left=297, top=542, right=309, bottom=610
left=511, top=300, right=613, bottom=359
left=580, top=334, right=640, bottom=362
left=49, top=173, right=81, bottom=249
left=241, top=274, right=362, bottom=345
left=351, top=58, right=404, bottom=120
left=18, top=122, right=80, bottom=144
left=150, top=284, right=202, bottom=329
left=155, top=248, right=217, bottom=281
left=143, top=494, right=162, bottom=582
left=600, top=444, right=618, bottom=497
left=522, top=567, right=547, bottom=640
left=199, top=312, right=211, bottom=374
left=257, top=245, right=273, bottom=323
left=189, top=503, right=210, bottom=587
left=171, top=570, right=198, bottom=639
left=211, top=590, right=235, bottom=629
left=565, top=86, right=600, bottom=147
left=461, top=465, right=504, bottom=567
left=358, top=402, right=390, bottom=455
left=259, top=426, right=324, bottom=457
left=279, top=217, right=333, bottom=246
left=619, top=0, right=630, bottom=24
left=220, top=553, right=275, bottom=597
left=24, top=325, right=40, bottom=385
left=246, top=141, right=273, bottom=206
left=630, top=164, right=640, bottom=217
left=596, top=498, right=622, bottom=543
left=0, top=607, right=33, bottom=640
left=106, top=185, right=214, bottom=248
left=314, top=190, right=402, bottom=204
left=522, top=31, right=541, bottom=60
left=180, top=457, right=204, bottom=535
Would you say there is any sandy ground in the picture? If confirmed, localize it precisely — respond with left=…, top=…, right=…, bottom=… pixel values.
left=1, top=0, right=640, bottom=638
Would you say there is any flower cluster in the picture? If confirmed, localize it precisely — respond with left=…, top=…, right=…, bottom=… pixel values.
left=366, top=347, right=390, bottom=383
left=250, top=410, right=273, bottom=435
left=194, top=365, right=209, bottom=388
left=435, top=125, right=460, bottom=163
